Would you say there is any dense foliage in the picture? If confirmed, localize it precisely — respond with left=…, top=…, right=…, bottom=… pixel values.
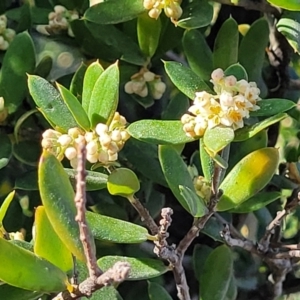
left=1, top=0, right=300, bottom=299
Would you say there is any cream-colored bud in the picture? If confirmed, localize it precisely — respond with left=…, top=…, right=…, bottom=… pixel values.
left=36, top=25, right=50, bottom=35
left=152, top=91, right=162, bottom=100
left=86, top=140, right=98, bottom=155
left=181, top=114, right=193, bottom=124
left=119, top=115, right=127, bottom=126
left=139, top=86, right=148, bottom=97
left=58, top=134, right=72, bottom=146
left=108, top=141, right=119, bottom=154
left=54, top=5, right=66, bottom=14
left=108, top=152, right=118, bottom=161
left=48, top=12, right=56, bottom=20
left=0, top=40, right=9, bottom=51
left=64, top=147, right=77, bottom=160
left=121, top=130, right=130, bottom=141
left=41, top=138, right=53, bottom=149
left=211, top=68, right=224, bottom=82
left=149, top=8, right=161, bottom=19
left=111, top=130, right=122, bottom=142
left=90, top=0, right=104, bottom=6
left=75, top=135, right=85, bottom=144
left=99, top=134, right=111, bottom=147
left=132, top=80, right=145, bottom=93
left=124, top=81, right=134, bottom=94
left=0, top=97, right=4, bottom=111
left=85, top=132, right=94, bottom=143
left=224, top=75, right=237, bottom=87
left=143, top=71, right=155, bottom=82
left=98, top=150, right=109, bottom=163
left=143, top=0, right=155, bottom=9
left=86, top=153, right=98, bottom=163
left=70, top=158, right=78, bottom=169
left=42, top=129, right=59, bottom=139
left=68, top=127, right=81, bottom=138
left=95, top=123, right=109, bottom=136
left=154, top=81, right=166, bottom=94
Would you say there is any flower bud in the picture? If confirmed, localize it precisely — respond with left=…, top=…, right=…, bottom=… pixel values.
left=139, top=86, right=148, bottom=97
left=148, top=8, right=161, bottom=19
left=58, top=134, right=72, bottom=146
left=70, top=158, right=78, bottom=169
left=68, top=127, right=81, bottom=138
left=0, top=97, right=4, bottom=111
left=143, top=0, right=156, bottom=9
left=98, top=150, right=109, bottom=163
left=143, top=71, right=155, bottom=82
left=132, top=80, right=146, bottom=93
left=108, top=152, right=118, bottom=161
left=154, top=81, right=166, bottom=94
left=86, top=153, right=98, bottom=163
left=64, top=147, right=77, bottom=160
left=85, top=132, right=94, bottom=143
left=111, top=130, right=122, bottom=142
left=54, top=5, right=66, bottom=14
left=211, top=68, right=224, bottom=82
left=99, top=134, right=111, bottom=148
left=86, top=140, right=98, bottom=155
left=120, top=130, right=130, bottom=141
left=124, top=81, right=134, bottom=94
left=95, top=123, right=109, bottom=136
left=4, top=28, right=16, bottom=43
left=42, top=129, right=60, bottom=139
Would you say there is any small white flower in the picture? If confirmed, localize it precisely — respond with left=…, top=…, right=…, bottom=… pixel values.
left=58, top=134, right=72, bottom=146
left=124, top=81, right=134, bottom=94
left=211, top=68, right=224, bottom=82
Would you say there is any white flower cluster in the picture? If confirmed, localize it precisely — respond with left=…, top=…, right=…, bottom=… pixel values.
left=36, top=5, right=79, bottom=37
left=41, top=112, right=130, bottom=168
left=181, top=68, right=261, bottom=138
left=0, top=15, right=16, bottom=51
left=143, top=0, right=182, bottom=22
left=124, top=69, right=166, bottom=100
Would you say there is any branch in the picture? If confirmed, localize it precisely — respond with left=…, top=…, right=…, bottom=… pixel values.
left=75, top=142, right=101, bottom=278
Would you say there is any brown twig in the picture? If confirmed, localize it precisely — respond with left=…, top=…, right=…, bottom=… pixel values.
left=75, top=143, right=102, bottom=278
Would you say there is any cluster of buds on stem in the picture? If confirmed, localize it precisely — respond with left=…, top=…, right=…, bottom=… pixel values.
left=124, top=68, right=166, bottom=100
left=193, top=176, right=211, bottom=202
left=0, top=15, right=16, bottom=51
left=181, top=68, right=261, bottom=138
left=41, top=112, right=130, bottom=168
left=36, top=5, right=79, bottom=37
left=143, top=0, right=183, bottom=23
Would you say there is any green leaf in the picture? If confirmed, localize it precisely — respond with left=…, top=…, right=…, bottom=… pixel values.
left=56, top=83, right=91, bottom=131
left=84, top=0, right=146, bottom=24
left=34, top=206, right=73, bottom=273
left=28, top=75, right=78, bottom=132
left=277, top=11, right=300, bottom=53
left=267, top=0, right=300, bottom=10
left=250, top=99, right=295, bottom=117
left=0, top=284, right=43, bottom=300
left=127, top=120, right=194, bottom=145
left=217, top=147, right=279, bottom=211
left=82, top=61, right=104, bottom=114
left=38, top=151, right=86, bottom=262
left=182, top=29, right=213, bottom=81
left=0, top=190, right=15, bottom=226
left=137, top=13, right=161, bottom=58
left=87, top=61, right=119, bottom=127
left=234, top=113, right=288, bottom=141
left=200, top=245, right=233, bottom=300
left=229, top=191, right=281, bottom=213
left=177, top=0, right=213, bottom=29
left=87, top=211, right=148, bottom=243
left=148, top=282, right=172, bottom=300
left=224, top=63, right=248, bottom=81
left=13, top=141, right=41, bottom=166
left=179, top=185, right=208, bottom=217
left=202, top=217, right=227, bottom=242
left=239, top=18, right=269, bottom=83
left=213, top=18, right=239, bottom=70
left=64, top=168, right=108, bottom=191
left=199, top=139, right=214, bottom=182
left=193, top=244, right=213, bottom=281
left=107, top=168, right=140, bottom=197
left=121, top=138, right=168, bottom=187
left=0, top=237, right=68, bottom=292
left=159, top=145, right=197, bottom=214
left=203, top=127, right=234, bottom=156
left=0, top=133, right=12, bottom=169
left=83, top=21, right=146, bottom=66
left=164, top=61, right=212, bottom=99
left=0, top=32, right=35, bottom=113
left=70, top=63, right=87, bottom=101
left=161, top=92, right=190, bottom=120
left=97, top=256, right=169, bottom=280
